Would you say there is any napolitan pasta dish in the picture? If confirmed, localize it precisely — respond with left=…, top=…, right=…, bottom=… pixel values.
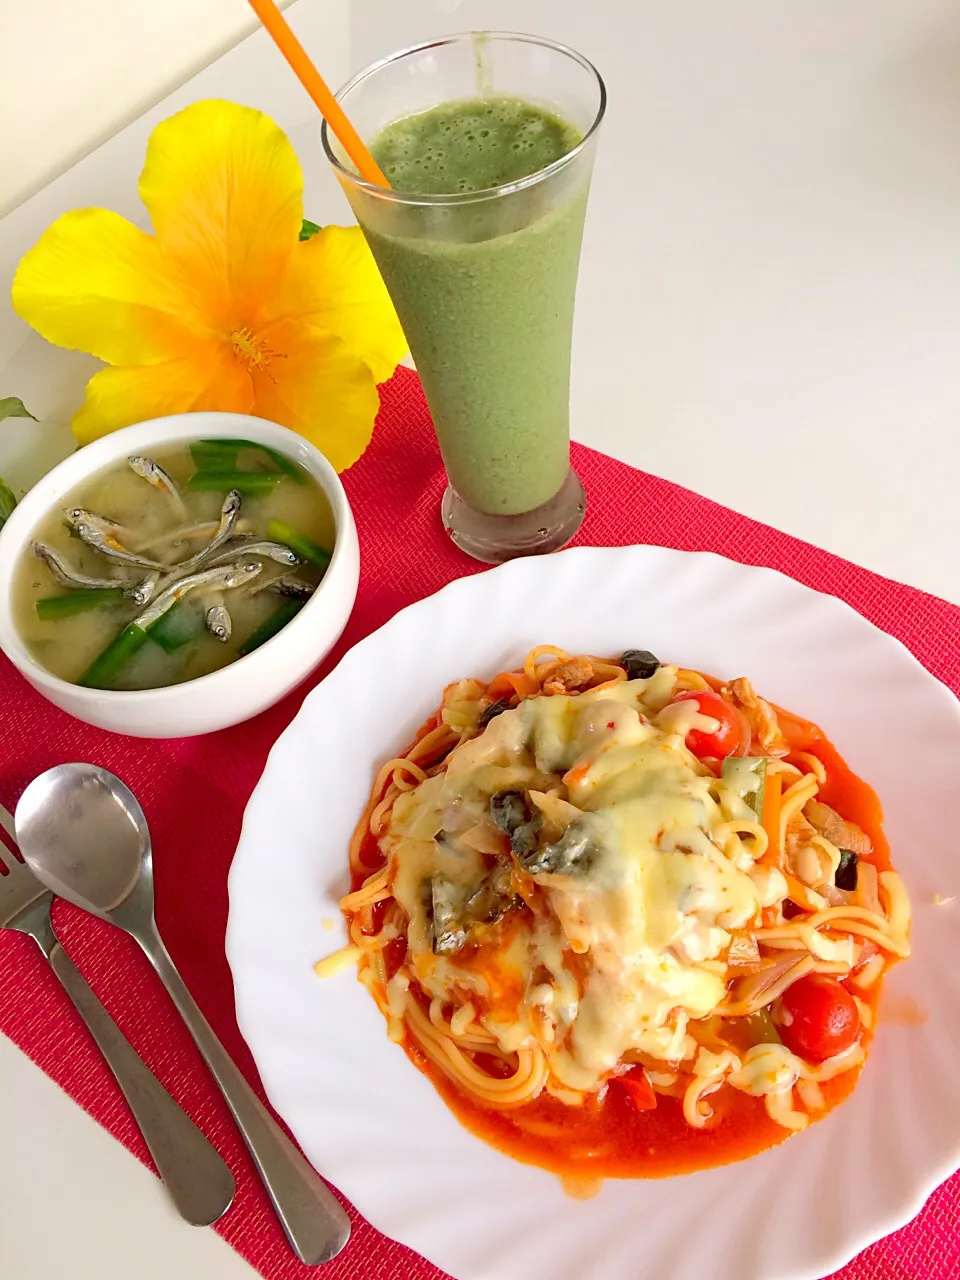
left=317, top=647, right=911, bottom=1178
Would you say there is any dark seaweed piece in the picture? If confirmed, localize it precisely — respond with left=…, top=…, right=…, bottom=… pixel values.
left=621, top=649, right=661, bottom=680
left=478, top=697, right=510, bottom=729
left=521, top=821, right=598, bottom=878
left=489, top=790, right=542, bottom=856
left=835, top=849, right=859, bottom=892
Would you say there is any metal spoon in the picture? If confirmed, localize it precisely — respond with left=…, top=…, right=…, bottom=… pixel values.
left=15, top=764, right=351, bottom=1267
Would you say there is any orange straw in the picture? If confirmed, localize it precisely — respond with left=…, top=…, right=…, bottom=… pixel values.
left=245, top=0, right=390, bottom=187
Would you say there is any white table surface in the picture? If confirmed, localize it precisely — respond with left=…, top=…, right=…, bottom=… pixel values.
left=2, top=2, right=958, bottom=1276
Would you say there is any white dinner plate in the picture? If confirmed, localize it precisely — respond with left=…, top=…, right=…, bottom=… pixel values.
left=227, top=545, right=960, bottom=1280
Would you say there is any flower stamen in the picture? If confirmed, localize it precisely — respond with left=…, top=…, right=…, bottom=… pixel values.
left=230, top=326, right=273, bottom=372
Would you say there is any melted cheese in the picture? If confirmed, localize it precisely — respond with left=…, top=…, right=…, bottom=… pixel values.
left=385, top=673, right=765, bottom=1094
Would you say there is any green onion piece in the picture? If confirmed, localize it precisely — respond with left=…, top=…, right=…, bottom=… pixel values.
left=186, top=471, right=283, bottom=496
left=238, top=597, right=304, bottom=657
left=200, top=438, right=306, bottom=483
left=147, top=602, right=204, bottom=653
left=190, top=441, right=239, bottom=472
left=720, top=756, right=768, bottom=818
left=36, top=588, right=126, bottom=620
left=265, top=519, right=331, bottom=570
left=79, top=623, right=149, bottom=688
left=740, top=1008, right=782, bottom=1048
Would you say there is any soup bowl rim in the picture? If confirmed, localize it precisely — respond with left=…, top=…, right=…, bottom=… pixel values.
left=0, top=410, right=357, bottom=717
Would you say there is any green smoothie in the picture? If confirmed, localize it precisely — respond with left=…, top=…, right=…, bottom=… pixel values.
left=361, top=98, right=588, bottom=517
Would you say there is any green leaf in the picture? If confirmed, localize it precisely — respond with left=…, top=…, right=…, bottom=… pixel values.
left=0, top=475, right=17, bottom=530
left=0, top=397, right=36, bottom=421
left=299, top=219, right=321, bottom=242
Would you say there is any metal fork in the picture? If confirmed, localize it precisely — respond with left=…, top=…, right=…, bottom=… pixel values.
left=0, top=802, right=235, bottom=1226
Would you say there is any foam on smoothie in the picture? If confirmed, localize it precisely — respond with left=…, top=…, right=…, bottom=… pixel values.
left=372, top=97, right=582, bottom=195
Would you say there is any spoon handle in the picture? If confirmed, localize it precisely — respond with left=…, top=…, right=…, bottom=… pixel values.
left=139, top=925, right=351, bottom=1265
left=46, top=939, right=236, bottom=1227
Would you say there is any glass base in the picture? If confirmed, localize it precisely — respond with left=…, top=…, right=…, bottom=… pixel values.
left=441, top=470, right=586, bottom=564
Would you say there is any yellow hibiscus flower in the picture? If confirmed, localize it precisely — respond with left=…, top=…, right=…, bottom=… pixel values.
left=11, top=99, right=407, bottom=471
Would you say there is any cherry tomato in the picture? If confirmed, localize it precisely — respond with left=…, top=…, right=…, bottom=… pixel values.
left=670, top=690, right=746, bottom=759
left=779, top=974, right=860, bottom=1063
left=619, top=1067, right=657, bottom=1111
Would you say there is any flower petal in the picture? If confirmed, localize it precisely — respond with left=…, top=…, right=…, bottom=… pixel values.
left=72, top=341, right=253, bottom=445
left=250, top=319, right=379, bottom=471
left=265, top=225, right=407, bottom=383
left=139, top=101, right=303, bottom=331
left=11, top=209, right=203, bottom=364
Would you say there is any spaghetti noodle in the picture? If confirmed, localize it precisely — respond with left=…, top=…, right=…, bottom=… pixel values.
left=319, top=648, right=911, bottom=1178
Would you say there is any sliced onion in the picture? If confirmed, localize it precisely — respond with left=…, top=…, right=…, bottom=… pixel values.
left=820, top=883, right=856, bottom=908
left=728, top=952, right=811, bottom=1010
left=856, top=861, right=882, bottom=916
left=726, top=932, right=761, bottom=968
left=459, top=821, right=508, bottom=856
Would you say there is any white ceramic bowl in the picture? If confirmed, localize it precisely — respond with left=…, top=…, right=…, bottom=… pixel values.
left=0, top=411, right=359, bottom=738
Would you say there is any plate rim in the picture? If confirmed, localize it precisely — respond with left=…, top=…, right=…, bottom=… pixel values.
left=227, top=543, right=960, bottom=1280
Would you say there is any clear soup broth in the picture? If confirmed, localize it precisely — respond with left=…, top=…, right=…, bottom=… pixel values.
left=12, top=439, right=335, bottom=690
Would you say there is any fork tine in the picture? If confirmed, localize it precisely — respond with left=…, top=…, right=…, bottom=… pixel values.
left=0, top=803, right=15, bottom=870
left=0, top=810, right=43, bottom=906
left=0, top=801, right=17, bottom=863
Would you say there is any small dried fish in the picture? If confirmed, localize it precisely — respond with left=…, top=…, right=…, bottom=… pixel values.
left=166, top=491, right=242, bottom=576
left=67, top=511, right=168, bottom=571
left=205, top=540, right=300, bottom=570
left=136, top=559, right=262, bottom=630
left=36, top=541, right=156, bottom=606
left=428, top=863, right=519, bottom=957
left=32, top=541, right=148, bottom=597
left=128, top=571, right=160, bottom=607
left=65, top=508, right=135, bottom=540
left=205, top=604, right=232, bottom=643
left=128, top=455, right=187, bottom=518
left=463, top=864, right=518, bottom=925
left=431, top=877, right=468, bottom=956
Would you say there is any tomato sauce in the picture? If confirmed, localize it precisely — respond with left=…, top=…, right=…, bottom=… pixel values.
left=351, top=690, right=891, bottom=1184
left=415, top=1046, right=863, bottom=1179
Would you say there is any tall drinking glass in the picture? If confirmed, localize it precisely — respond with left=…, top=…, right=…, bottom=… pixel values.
left=323, top=32, right=605, bottom=563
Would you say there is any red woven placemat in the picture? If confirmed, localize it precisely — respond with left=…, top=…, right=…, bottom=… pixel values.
left=1, top=368, right=957, bottom=1280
